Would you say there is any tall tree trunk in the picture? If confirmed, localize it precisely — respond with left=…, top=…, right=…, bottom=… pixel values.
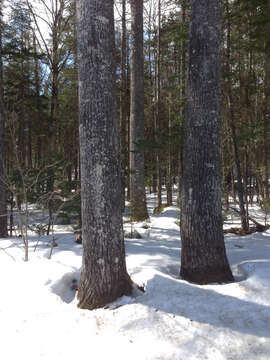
left=19, top=54, right=26, bottom=167
left=178, top=0, right=187, bottom=206
left=155, top=0, right=162, bottom=209
left=77, top=0, right=132, bottom=310
left=33, top=34, right=42, bottom=169
left=166, top=93, right=173, bottom=206
left=46, top=64, right=59, bottom=235
left=50, top=35, right=59, bottom=154
left=27, top=116, right=32, bottom=168
left=225, top=0, right=249, bottom=232
left=129, top=0, right=148, bottom=221
left=263, top=46, right=270, bottom=199
left=0, top=3, right=7, bottom=238
left=73, top=0, right=79, bottom=189
left=126, top=31, right=131, bottom=202
left=120, top=0, right=128, bottom=209
left=180, top=0, right=234, bottom=284
left=146, top=10, right=156, bottom=196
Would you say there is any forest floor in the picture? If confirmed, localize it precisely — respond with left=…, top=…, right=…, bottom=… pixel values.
left=0, top=191, right=270, bottom=359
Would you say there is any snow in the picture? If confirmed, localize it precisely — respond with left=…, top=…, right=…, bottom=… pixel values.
left=1, top=192, right=270, bottom=359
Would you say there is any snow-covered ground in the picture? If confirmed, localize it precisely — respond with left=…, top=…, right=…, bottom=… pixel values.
left=1, top=192, right=270, bottom=360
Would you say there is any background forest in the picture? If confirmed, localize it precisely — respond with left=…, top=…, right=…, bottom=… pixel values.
left=0, top=0, right=270, bottom=237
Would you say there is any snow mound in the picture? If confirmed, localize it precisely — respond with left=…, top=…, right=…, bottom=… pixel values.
left=238, top=260, right=270, bottom=289
left=50, top=271, right=80, bottom=303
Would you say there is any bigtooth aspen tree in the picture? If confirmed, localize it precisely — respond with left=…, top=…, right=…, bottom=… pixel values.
left=119, top=0, right=128, bottom=210
left=77, top=0, right=133, bottom=310
left=129, top=0, right=149, bottom=222
left=180, top=0, right=234, bottom=284
left=0, top=1, right=7, bottom=238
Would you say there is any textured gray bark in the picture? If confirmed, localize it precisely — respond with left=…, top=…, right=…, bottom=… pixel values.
left=0, top=7, right=7, bottom=238
left=120, top=0, right=128, bottom=210
left=77, top=0, right=132, bottom=309
left=129, top=0, right=149, bottom=221
left=263, top=46, right=270, bottom=199
left=180, top=0, right=234, bottom=284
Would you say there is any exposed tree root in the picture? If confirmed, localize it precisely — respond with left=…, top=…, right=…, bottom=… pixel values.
left=224, top=225, right=269, bottom=236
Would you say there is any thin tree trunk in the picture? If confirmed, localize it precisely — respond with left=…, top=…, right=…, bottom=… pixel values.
left=155, top=0, right=162, bottom=209
left=27, top=117, right=32, bottom=168
left=0, top=4, right=7, bottom=238
left=263, top=47, right=270, bottom=199
left=152, top=170, right=157, bottom=193
left=77, top=0, right=132, bottom=310
left=73, top=0, right=79, bottom=189
left=166, top=94, right=172, bottom=206
left=33, top=35, right=43, bottom=169
left=9, top=192, right=14, bottom=237
left=225, top=0, right=249, bottom=232
left=228, top=104, right=249, bottom=231
left=19, top=54, right=26, bottom=167
left=178, top=0, right=187, bottom=207
left=146, top=11, right=156, bottom=196
left=180, top=0, right=234, bottom=284
left=120, top=0, right=128, bottom=210
left=126, top=31, right=131, bottom=202
left=244, top=146, right=249, bottom=221
left=46, top=65, right=59, bottom=235
left=129, top=0, right=148, bottom=221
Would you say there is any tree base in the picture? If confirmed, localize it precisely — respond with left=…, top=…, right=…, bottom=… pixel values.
left=77, top=274, right=134, bottom=310
left=130, top=203, right=149, bottom=222
left=180, top=266, right=234, bottom=285
left=152, top=203, right=173, bottom=215
left=130, top=213, right=149, bottom=222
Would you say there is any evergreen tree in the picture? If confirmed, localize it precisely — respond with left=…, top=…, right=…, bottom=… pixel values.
left=4, top=0, right=33, bottom=168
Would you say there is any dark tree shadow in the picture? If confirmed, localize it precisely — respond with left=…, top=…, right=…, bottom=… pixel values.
left=123, top=273, right=270, bottom=338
